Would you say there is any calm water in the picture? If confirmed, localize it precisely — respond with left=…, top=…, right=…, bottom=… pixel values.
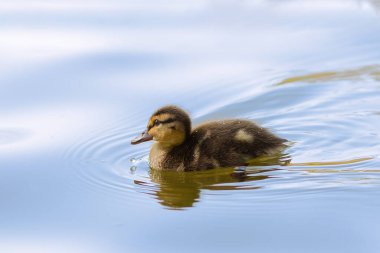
left=1, top=1, right=380, bottom=252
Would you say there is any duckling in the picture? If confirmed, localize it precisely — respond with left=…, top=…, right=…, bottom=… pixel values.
left=131, top=105, right=287, bottom=171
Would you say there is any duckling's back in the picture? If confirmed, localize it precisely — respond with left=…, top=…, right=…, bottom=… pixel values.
left=179, top=120, right=286, bottom=170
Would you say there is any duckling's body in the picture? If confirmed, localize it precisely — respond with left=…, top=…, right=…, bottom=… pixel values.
left=132, top=106, right=286, bottom=171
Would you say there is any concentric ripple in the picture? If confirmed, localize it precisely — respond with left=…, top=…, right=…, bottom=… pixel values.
left=64, top=66, right=380, bottom=209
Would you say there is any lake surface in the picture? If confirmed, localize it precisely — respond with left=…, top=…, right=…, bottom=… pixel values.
left=1, top=1, right=380, bottom=252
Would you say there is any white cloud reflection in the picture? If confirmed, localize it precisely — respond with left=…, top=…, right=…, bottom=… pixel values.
left=0, top=1, right=349, bottom=82
left=0, top=0, right=378, bottom=78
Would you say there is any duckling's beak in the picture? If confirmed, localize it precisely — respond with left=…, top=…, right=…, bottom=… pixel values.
left=131, top=130, right=153, bottom=145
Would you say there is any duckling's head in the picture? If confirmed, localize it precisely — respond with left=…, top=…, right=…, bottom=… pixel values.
left=131, top=105, right=191, bottom=148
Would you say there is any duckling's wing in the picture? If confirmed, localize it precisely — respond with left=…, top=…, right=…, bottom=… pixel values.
left=191, top=120, right=285, bottom=168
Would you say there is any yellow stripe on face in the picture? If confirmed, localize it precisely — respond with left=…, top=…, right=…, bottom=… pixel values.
left=148, top=117, right=155, bottom=129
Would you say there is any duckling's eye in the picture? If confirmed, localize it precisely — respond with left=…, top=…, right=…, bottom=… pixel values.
left=153, top=119, right=160, bottom=126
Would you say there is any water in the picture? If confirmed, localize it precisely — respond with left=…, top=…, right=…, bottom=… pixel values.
left=1, top=1, right=380, bottom=252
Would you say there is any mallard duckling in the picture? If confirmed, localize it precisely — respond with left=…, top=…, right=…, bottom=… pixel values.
left=131, top=105, right=286, bottom=171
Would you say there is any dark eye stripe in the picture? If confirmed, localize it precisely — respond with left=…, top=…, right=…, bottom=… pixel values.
left=160, top=118, right=175, bottom=124
left=148, top=118, right=176, bottom=130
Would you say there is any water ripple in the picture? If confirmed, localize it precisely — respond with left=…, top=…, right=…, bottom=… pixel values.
left=63, top=65, right=380, bottom=209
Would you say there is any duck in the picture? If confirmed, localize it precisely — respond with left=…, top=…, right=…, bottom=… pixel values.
left=131, top=105, right=287, bottom=171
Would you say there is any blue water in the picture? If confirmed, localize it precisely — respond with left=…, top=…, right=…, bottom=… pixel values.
left=1, top=1, right=380, bottom=253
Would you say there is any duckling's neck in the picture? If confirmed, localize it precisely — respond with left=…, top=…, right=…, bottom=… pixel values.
left=149, top=141, right=189, bottom=170
left=149, top=142, right=173, bottom=170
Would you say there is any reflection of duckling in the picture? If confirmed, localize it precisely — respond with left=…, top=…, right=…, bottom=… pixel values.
left=131, top=105, right=287, bottom=171
left=146, top=168, right=270, bottom=209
